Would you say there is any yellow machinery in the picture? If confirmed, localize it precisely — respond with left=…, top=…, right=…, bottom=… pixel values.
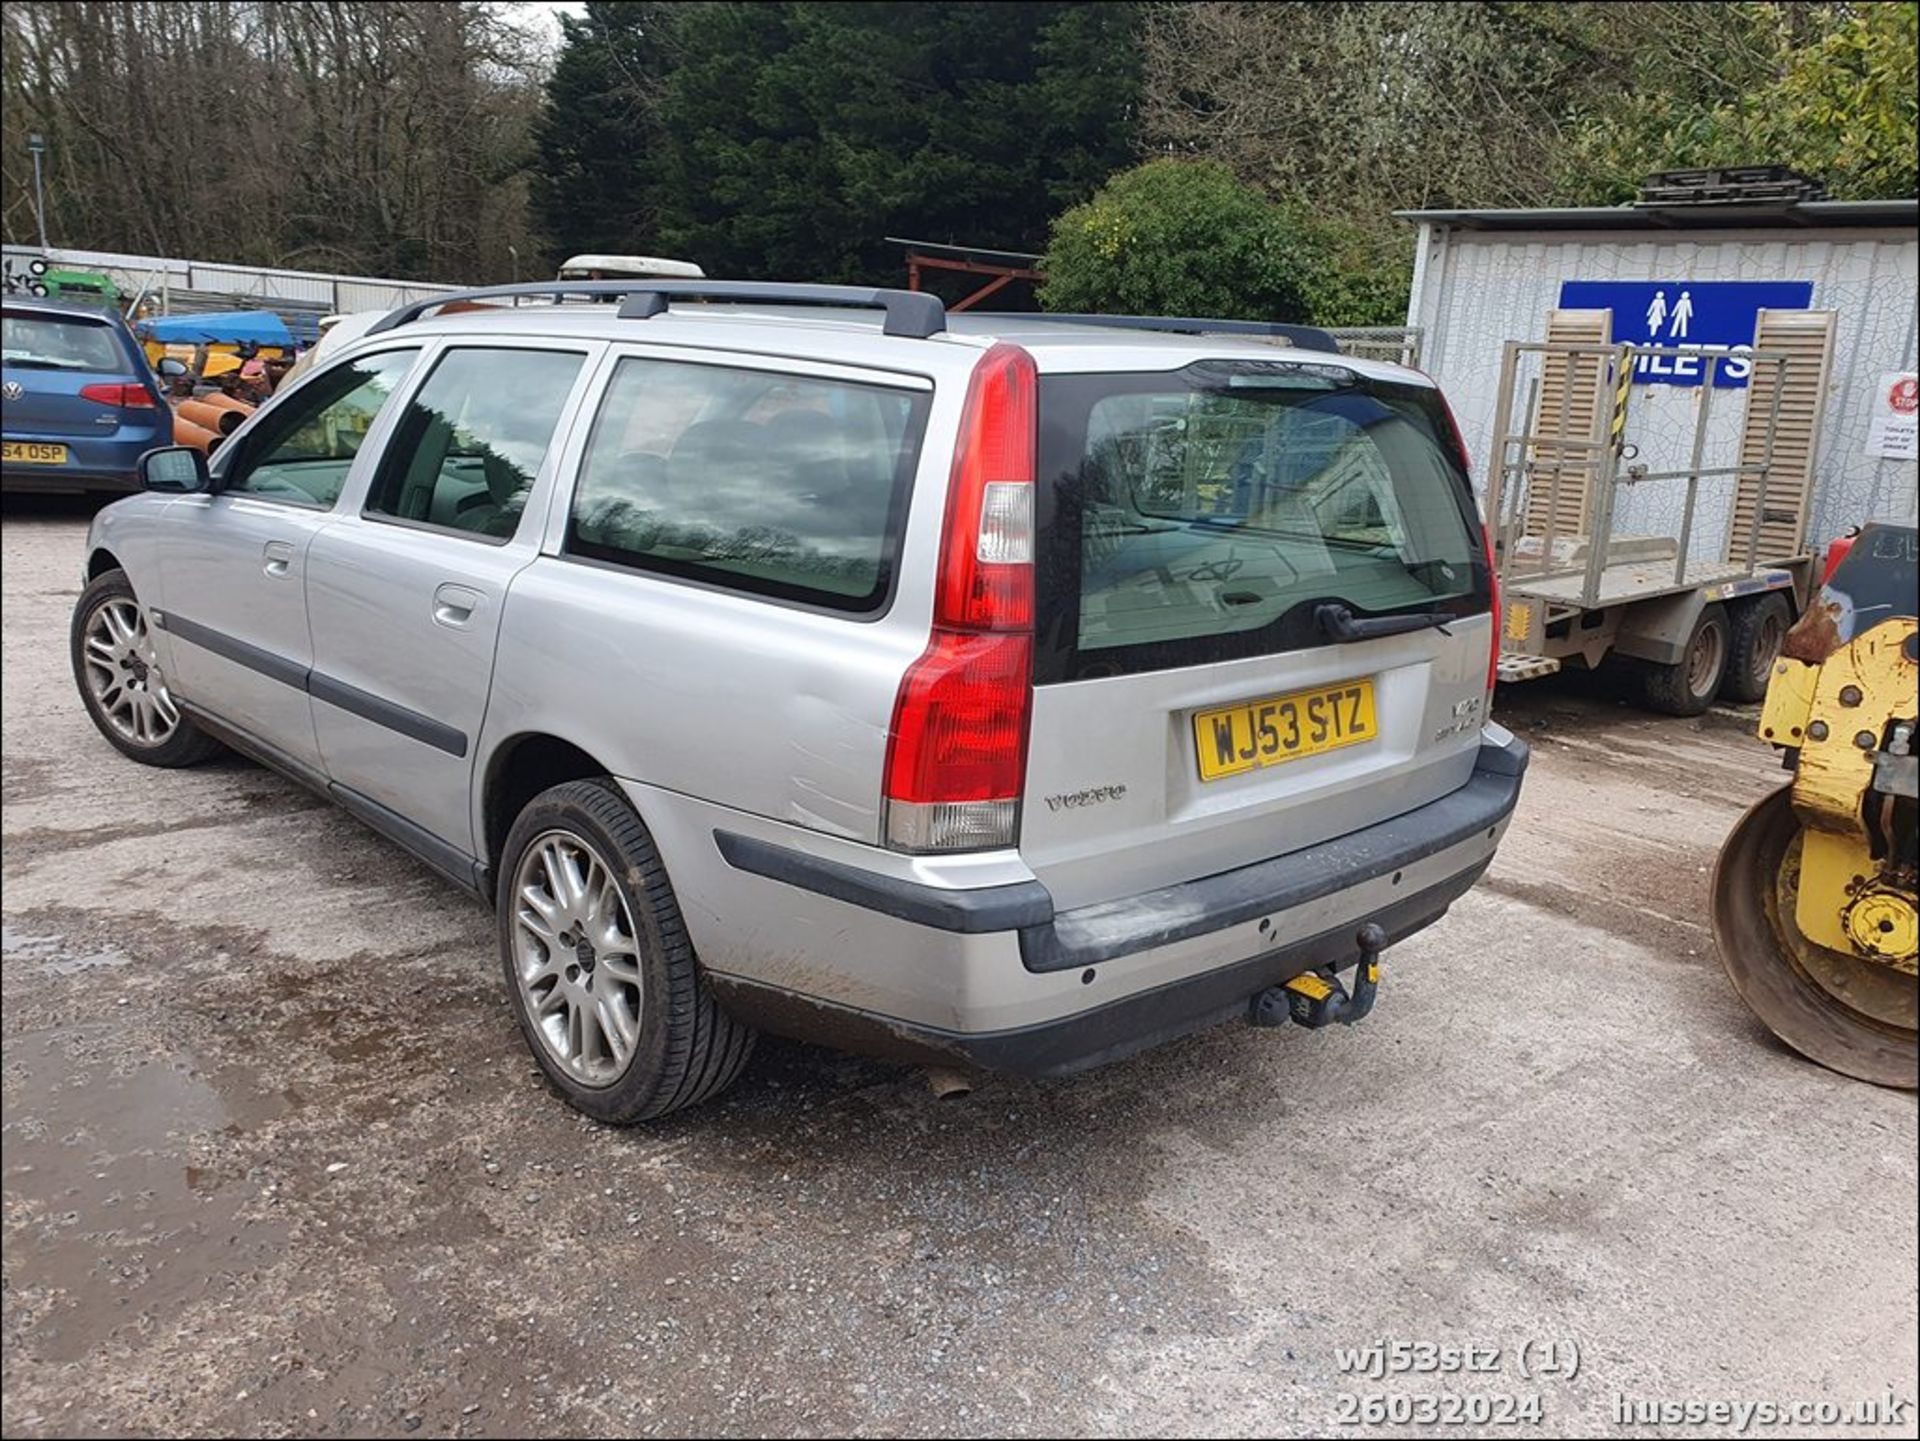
left=1712, top=523, right=1918, bottom=1088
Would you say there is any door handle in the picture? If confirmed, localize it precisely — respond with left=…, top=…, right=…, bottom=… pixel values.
left=432, top=583, right=483, bottom=629
left=263, top=539, right=295, bottom=577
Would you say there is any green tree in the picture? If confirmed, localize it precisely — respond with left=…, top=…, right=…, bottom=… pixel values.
left=531, top=1, right=683, bottom=266
left=1139, top=3, right=1612, bottom=220
left=1284, top=209, right=1411, bottom=328
left=1039, top=160, right=1316, bottom=321
left=1562, top=2, right=1919, bottom=201
left=646, top=1, right=1141, bottom=284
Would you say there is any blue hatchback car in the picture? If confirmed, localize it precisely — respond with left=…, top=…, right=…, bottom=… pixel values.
left=2, top=299, right=173, bottom=493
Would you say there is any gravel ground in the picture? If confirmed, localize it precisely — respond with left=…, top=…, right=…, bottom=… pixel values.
left=3, top=498, right=1915, bottom=1439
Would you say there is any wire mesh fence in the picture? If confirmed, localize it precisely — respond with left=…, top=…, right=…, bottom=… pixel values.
left=1326, top=325, right=1423, bottom=368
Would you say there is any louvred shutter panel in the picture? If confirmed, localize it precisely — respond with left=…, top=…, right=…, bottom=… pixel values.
left=1524, top=308, right=1612, bottom=541
left=1727, top=308, right=1836, bottom=563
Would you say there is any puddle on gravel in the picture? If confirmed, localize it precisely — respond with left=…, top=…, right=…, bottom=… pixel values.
left=1, top=1025, right=293, bottom=1364
left=3, top=922, right=133, bottom=976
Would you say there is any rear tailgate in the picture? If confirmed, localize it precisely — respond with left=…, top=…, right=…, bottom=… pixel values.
left=1023, top=359, right=1493, bottom=911
left=2, top=307, right=153, bottom=439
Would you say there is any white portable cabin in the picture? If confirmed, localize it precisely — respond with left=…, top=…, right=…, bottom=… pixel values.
left=1398, top=198, right=1919, bottom=552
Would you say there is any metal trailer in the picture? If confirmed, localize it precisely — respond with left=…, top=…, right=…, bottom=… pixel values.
left=1485, top=328, right=1832, bottom=714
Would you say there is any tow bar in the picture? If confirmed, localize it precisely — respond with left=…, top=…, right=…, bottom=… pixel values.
left=1249, top=923, right=1387, bottom=1029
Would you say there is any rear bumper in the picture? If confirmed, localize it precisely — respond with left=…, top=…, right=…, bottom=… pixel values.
left=684, top=727, right=1527, bottom=1071
left=2, top=431, right=157, bottom=493
left=1, top=464, right=140, bottom=494
left=708, top=861, right=1485, bottom=1076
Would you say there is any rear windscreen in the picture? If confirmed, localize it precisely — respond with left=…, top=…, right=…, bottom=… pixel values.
left=1035, top=361, right=1488, bottom=682
left=2, top=313, right=125, bottom=373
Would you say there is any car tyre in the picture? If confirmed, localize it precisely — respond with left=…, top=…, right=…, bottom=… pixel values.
left=497, top=778, right=755, bottom=1123
left=1722, top=593, right=1795, bottom=704
left=1640, top=602, right=1730, bottom=717
left=70, top=568, right=225, bottom=767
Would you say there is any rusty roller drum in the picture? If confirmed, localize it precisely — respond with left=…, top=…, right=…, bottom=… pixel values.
left=1711, top=523, right=1918, bottom=1088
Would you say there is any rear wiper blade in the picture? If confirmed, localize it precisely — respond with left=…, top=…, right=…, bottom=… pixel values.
left=1315, top=601, right=1451, bottom=642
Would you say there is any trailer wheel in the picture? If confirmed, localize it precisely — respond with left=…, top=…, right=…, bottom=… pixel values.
left=1723, top=593, right=1794, bottom=704
left=1641, top=602, right=1730, bottom=716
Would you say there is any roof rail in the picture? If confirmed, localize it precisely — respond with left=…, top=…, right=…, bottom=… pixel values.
left=987, top=312, right=1342, bottom=355
left=365, top=279, right=947, bottom=339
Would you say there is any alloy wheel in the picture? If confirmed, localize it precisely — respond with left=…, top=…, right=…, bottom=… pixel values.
left=81, top=598, right=180, bottom=746
left=510, top=828, right=645, bottom=1087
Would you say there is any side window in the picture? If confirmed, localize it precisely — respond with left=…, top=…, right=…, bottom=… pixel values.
left=225, top=349, right=418, bottom=508
left=567, top=358, right=929, bottom=612
left=364, top=347, right=586, bottom=541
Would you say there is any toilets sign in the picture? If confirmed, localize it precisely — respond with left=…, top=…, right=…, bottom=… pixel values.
left=1556, top=280, right=1814, bottom=388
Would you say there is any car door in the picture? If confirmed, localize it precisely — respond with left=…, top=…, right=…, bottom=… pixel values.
left=154, top=347, right=421, bottom=774
left=303, top=341, right=596, bottom=859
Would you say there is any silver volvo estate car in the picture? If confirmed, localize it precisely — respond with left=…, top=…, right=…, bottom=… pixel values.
left=71, top=281, right=1527, bottom=1123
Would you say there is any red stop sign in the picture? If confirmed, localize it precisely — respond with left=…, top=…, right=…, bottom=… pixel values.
left=1891, top=375, right=1919, bottom=416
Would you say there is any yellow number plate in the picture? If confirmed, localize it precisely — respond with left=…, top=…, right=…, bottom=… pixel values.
left=1193, top=679, right=1378, bottom=781
left=2, top=441, right=70, bottom=464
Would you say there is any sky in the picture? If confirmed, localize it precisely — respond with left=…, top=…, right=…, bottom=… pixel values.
left=510, top=0, right=588, bottom=54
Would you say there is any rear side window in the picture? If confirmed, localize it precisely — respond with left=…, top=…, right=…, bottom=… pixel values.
left=364, top=347, right=585, bottom=541
left=1035, top=361, right=1488, bottom=682
left=2, top=313, right=124, bottom=373
left=568, top=358, right=929, bottom=613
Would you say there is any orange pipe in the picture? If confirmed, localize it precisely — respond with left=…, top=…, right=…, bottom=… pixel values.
left=178, top=398, right=250, bottom=436
left=174, top=416, right=219, bottom=454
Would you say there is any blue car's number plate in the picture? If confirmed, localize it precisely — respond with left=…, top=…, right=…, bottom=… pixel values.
left=2, top=442, right=69, bottom=465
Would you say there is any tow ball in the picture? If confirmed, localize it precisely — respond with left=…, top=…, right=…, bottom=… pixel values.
left=1249, top=923, right=1387, bottom=1029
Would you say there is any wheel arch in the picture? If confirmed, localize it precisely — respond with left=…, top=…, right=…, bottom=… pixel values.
left=1612, top=590, right=1710, bottom=666
left=86, top=546, right=124, bottom=581
left=480, top=732, right=624, bottom=887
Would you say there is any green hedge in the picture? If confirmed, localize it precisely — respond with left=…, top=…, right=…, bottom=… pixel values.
left=1041, top=160, right=1410, bottom=327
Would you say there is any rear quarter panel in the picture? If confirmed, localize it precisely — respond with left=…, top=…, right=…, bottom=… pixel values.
left=483, top=556, right=930, bottom=840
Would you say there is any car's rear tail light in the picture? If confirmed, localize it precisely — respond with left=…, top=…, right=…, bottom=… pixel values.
left=885, top=343, right=1037, bottom=852
left=884, top=630, right=1033, bottom=850
left=933, top=344, right=1036, bottom=630
left=79, top=382, right=157, bottom=409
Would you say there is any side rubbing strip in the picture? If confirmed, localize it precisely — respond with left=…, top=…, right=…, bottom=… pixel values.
left=308, top=672, right=468, bottom=757
left=157, top=610, right=468, bottom=757
left=714, top=831, right=1053, bottom=933
left=157, top=610, right=311, bottom=690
